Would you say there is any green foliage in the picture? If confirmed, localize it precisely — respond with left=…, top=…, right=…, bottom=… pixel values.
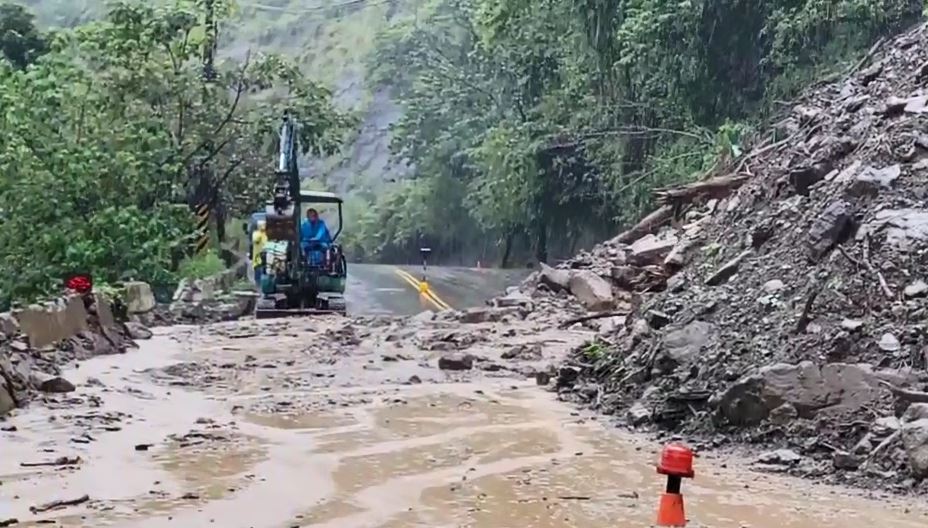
left=354, top=0, right=921, bottom=265
left=0, top=0, right=352, bottom=304
left=0, top=2, right=47, bottom=68
left=177, top=250, right=226, bottom=280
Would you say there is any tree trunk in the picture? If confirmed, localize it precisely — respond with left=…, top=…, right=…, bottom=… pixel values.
left=535, top=223, right=548, bottom=265
left=500, top=231, right=514, bottom=268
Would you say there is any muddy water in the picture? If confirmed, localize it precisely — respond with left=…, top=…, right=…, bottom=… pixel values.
left=2, top=326, right=926, bottom=528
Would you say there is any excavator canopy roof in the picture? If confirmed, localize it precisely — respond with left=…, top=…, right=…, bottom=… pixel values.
left=299, top=190, right=343, bottom=204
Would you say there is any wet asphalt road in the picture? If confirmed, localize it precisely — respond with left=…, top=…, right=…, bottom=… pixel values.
left=345, top=264, right=530, bottom=317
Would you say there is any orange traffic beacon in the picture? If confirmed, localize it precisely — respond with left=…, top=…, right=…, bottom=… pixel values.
left=656, top=443, right=695, bottom=527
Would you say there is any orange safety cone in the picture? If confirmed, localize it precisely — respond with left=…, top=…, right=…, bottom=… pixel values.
left=655, top=443, right=695, bottom=527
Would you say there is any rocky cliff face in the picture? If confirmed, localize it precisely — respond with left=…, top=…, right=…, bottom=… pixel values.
left=510, top=21, right=928, bottom=492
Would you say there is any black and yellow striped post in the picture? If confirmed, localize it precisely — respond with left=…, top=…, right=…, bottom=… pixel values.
left=195, top=202, right=210, bottom=255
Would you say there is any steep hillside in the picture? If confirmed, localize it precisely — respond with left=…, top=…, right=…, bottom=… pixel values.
left=21, top=0, right=420, bottom=194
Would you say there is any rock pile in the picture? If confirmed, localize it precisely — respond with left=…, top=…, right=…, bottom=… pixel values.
left=137, top=270, right=256, bottom=327
left=0, top=293, right=141, bottom=417
left=523, top=22, right=928, bottom=491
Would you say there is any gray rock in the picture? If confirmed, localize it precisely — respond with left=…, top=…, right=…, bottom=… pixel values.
left=716, top=362, right=889, bottom=425
left=905, top=94, right=928, bottom=114
left=0, top=313, right=19, bottom=340
left=38, top=376, right=76, bottom=394
left=841, top=319, right=864, bottom=331
left=768, top=403, right=798, bottom=425
left=493, top=291, right=533, bottom=309
left=125, top=322, right=153, bottom=340
left=715, top=375, right=768, bottom=426
left=706, top=250, right=752, bottom=286
left=859, top=209, right=928, bottom=251
left=762, top=280, right=785, bottom=294
left=664, top=239, right=693, bottom=268
left=878, top=333, right=901, bottom=352
left=412, top=311, right=435, bottom=323
left=661, top=321, right=714, bottom=366
left=629, top=233, right=678, bottom=264
left=833, top=450, right=862, bottom=470
left=538, top=263, right=571, bottom=292
left=610, top=266, right=638, bottom=288
left=568, top=271, right=615, bottom=312
left=0, top=375, right=15, bottom=416
left=902, top=418, right=928, bottom=478
left=123, top=282, right=156, bottom=314
left=758, top=449, right=801, bottom=465
left=501, top=344, right=543, bottom=361
left=438, top=353, right=474, bottom=371
left=847, top=165, right=901, bottom=197
left=646, top=310, right=672, bottom=330
left=627, top=402, right=652, bottom=426
left=904, top=280, right=928, bottom=299
left=807, top=200, right=853, bottom=261
left=903, top=403, right=928, bottom=423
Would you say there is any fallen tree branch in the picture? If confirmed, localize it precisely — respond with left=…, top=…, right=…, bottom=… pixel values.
left=863, top=236, right=894, bottom=299
left=879, top=380, right=928, bottom=403
left=613, top=206, right=673, bottom=244
left=795, top=276, right=826, bottom=333
left=29, top=495, right=90, bottom=514
left=20, top=456, right=81, bottom=468
left=655, top=173, right=750, bottom=205
left=861, top=429, right=901, bottom=471
left=560, top=311, right=630, bottom=328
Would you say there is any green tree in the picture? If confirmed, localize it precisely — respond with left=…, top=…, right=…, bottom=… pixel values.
left=0, top=0, right=353, bottom=304
left=0, top=2, right=47, bottom=68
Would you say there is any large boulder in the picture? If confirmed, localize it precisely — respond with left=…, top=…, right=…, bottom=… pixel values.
left=716, top=362, right=898, bottom=425
left=538, top=263, right=570, bottom=292
left=568, top=271, right=615, bottom=312
left=124, top=282, right=156, bottom=314
left=902, top=404, right=928, bottom=478
left=656, top=321, right=715, bottom=372
left=438, top=353, right=475, bottom=371
left=629, top=233, right=678, bottom=265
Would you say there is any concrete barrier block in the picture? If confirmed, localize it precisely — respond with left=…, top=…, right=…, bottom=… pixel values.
left=124, top=282, right=156, bottom=314
left=14, top=296, right=88, bottom=349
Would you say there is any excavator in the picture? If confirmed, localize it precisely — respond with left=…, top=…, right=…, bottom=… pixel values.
left=246, top=114, right=348, bottom=318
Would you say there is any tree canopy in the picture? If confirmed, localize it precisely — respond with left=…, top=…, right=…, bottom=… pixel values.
left=0, top=2, right=47, bottom=68
left=0, top=0, right=353, bottom=305
left=348, top=0, right=922, bottom=266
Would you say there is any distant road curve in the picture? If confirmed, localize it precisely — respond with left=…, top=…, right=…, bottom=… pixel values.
left=345, top=263, right=530, bottom=317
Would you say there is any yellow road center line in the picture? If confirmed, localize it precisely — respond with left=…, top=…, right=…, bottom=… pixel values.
left=394, top=270, right=443, bottom=310
left=395, top=269, right=452, bottom=310
left=393, top=269, right=452, bottom=310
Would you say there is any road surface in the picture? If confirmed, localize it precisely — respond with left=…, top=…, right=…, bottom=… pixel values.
left=1, top=267, right=926, bottom=527
left=346, top=264, right=530, bottom=316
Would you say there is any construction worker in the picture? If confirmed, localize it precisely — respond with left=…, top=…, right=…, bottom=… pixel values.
left=252, top=220, right=268, bottom=287
left=300, top=208, right=332, bottom=267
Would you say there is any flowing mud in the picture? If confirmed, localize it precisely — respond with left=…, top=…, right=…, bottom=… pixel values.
left=1, top=318, right=926, bottom=528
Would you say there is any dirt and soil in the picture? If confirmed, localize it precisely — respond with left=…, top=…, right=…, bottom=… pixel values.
left=2, top=314, right=926, bottom=527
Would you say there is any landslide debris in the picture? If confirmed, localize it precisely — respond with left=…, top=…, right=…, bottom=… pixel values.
left=519, top=22, right=928, bottom=492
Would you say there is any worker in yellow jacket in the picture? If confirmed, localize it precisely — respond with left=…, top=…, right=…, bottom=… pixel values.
left=252, top=221, right=268, bottom=287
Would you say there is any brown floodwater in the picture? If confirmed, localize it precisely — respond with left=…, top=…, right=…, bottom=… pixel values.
left=1, top=328, right=926, bottom=528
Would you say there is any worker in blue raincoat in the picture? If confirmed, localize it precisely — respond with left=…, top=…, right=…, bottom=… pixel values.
left=300, top=208, right=332, bottom=267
